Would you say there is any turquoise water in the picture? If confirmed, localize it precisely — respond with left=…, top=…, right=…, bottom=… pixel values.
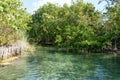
left=0, top=47, right=120, bottom=80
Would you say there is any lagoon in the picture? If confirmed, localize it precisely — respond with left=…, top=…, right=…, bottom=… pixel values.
left=0, top=46, right=120, bottom=80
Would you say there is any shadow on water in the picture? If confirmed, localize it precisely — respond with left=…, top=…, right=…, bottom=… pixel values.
left=0, top=46, right=120, bottom=80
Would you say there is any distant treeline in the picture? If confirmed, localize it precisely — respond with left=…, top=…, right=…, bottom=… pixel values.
left=28, top=0, right=120, bottom=53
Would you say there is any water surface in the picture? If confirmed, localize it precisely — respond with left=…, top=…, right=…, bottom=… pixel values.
left=0, top=47, right=120, bottom=80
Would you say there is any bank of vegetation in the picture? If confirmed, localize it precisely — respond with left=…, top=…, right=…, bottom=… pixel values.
left=0, top=0, right=31, bottom=60
left=28, top=0, right=120, bottom=53
left=0, top=0, right=120, bottom=60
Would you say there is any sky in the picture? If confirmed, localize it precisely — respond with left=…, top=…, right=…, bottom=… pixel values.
left=20, top=0, right=107, bottom=13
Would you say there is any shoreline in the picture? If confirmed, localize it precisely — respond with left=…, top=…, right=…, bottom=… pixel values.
left=0, top=40, right=28, bottom=60
left=0, top=56, right=19, bottom=67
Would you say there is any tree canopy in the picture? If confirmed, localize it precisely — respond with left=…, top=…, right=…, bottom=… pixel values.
left=1, top=0, right=119, bottom=53
left=29, top=1, right=105, bottom=52
left=28, top=0, right=120, bottom=52
left=0, top=0, right=31, bottom=46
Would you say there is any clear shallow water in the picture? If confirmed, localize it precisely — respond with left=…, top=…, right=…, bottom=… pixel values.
left=0, top=46, right=120, bottom=80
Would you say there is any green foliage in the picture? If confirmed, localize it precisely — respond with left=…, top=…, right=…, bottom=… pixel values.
left=0, top=0, right=31, bottom=46
left=29, top=1, right=103, bottom=52
left=29, top=0, right=120, bottom=52
left=102, top=0, right=120, bottom=49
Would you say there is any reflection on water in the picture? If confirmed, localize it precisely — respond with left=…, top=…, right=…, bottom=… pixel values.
left=0, top=46, right=120, bottom=80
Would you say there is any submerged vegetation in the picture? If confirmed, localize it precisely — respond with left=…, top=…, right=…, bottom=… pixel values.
left=0, top=46, right=120, bottom=80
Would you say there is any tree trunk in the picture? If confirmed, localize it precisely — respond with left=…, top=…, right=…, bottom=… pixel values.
left=114, top=39, right=117, bottom=51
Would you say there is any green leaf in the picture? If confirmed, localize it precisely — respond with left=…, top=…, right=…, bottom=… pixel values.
left=0, top=6, right=3, bottom=12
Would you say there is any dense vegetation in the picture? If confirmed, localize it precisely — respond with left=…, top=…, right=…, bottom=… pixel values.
left=0, top=0, right=120, bottom=53
left=28, top=0, right=120, bottom=53
left=0, top=0, right=30, bottom=46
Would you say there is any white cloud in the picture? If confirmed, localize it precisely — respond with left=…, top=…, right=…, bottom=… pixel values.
left=33, top=0, right=73, bottom=11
